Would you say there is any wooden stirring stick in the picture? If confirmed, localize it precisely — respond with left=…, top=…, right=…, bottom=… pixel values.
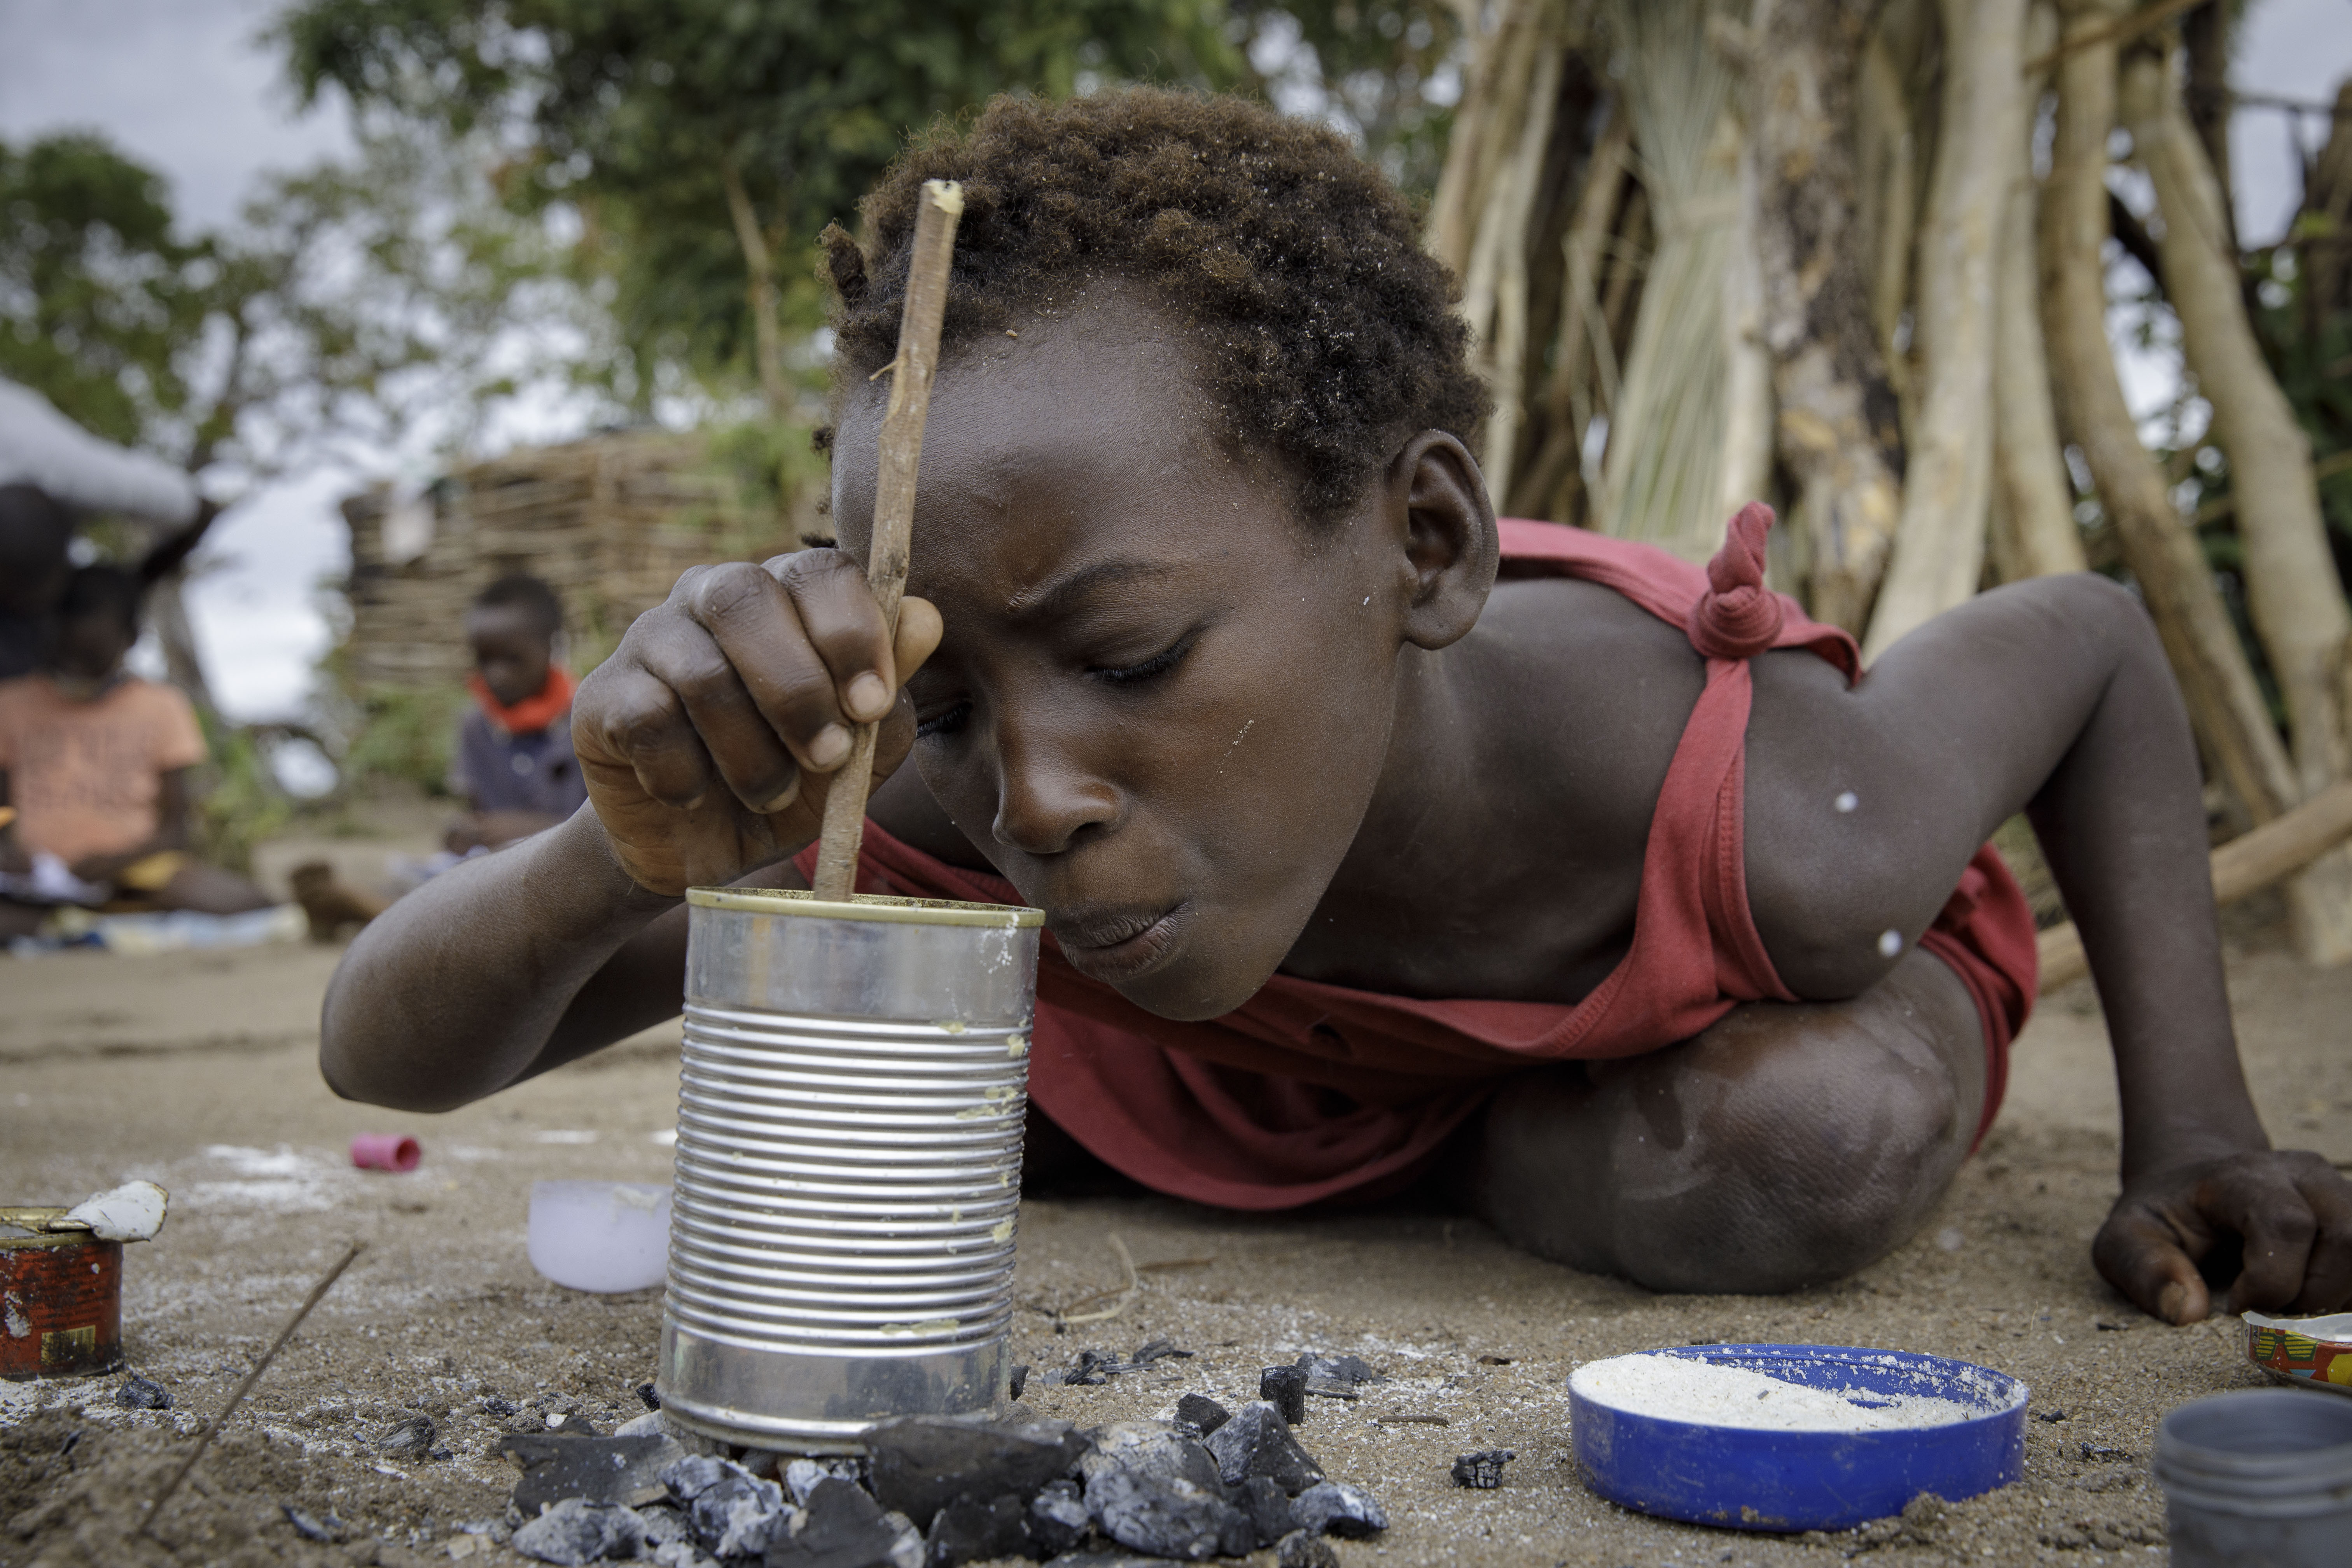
left=811, top=179, right=964, bottom=901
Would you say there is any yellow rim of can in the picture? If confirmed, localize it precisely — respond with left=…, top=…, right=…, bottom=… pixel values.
left=687, top=886, right=1043, bottom=928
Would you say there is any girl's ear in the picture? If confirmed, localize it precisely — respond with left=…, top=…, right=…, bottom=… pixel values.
left=1387, top=430, right=1499, bottom=651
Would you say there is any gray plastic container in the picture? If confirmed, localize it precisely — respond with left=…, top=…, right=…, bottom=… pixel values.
left=2154, top=1389, right=2352, bottom=1567
left=656, top=886, right=1041, bottom=1452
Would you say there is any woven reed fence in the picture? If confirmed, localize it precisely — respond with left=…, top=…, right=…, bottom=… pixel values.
left=339, top=430, right=809, bottom=694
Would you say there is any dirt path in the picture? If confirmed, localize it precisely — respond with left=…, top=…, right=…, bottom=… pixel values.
left=3, top=914, right=2345, bottom=1566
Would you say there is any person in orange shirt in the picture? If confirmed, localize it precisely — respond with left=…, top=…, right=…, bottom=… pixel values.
left=0, top=563, right=272, bottom=939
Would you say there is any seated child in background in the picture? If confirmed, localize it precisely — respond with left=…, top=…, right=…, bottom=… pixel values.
left=320, top=91, right=2349, bottom=1323
left=0, top=484, right=74, bottom=682
left=444, top=572, right=588, bottom=853
left=0, top=564, right=271, bottom=939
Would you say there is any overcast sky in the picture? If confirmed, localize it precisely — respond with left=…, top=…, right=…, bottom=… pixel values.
left=2, top=0, right=2349, bottom=721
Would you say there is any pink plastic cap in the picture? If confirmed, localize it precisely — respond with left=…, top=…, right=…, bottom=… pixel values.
left=351, top=1133, right=421, bottom=1172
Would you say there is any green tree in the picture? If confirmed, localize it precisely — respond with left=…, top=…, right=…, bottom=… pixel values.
left=276, top=0, right=1251, bottom=416
left=1, top=125, right=595, bottom=708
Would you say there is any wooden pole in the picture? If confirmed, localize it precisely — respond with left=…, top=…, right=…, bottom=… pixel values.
left=2037, top=781, right=2352, bottom=992
left=810, top=180, right=963, bottom=902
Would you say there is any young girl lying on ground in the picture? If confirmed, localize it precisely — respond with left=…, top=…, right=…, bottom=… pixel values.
left=322, top=91, right=2349, bottom=1323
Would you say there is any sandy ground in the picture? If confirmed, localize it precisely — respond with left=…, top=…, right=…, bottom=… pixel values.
left=3, top=895, right=2347, bottom=1568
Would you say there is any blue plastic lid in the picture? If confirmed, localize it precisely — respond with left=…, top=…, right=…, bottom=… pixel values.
left=1569, top=1343, right=2029, bottom=1532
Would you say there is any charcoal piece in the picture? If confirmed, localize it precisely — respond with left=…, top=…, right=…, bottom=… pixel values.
left=376, top=1414, right=438, bottom=1458
left=1234, top=1476, right=1296, bottom=1548
left=501, top=1433, right=684, bottom=1512
left=1274, top=1530, right=1339, bottom=1568
left=662, top=1454, right=790, bottom=1558
left=2034, top=1408, right=2069, bottom=1423
left=1059, top=1339, right=1194, bottom=1385
left=1078, top=1424, right=1226, bottom=1497
left=1172, top=1394, right=1228, bottom=1438
left=1449, top=1449, right=1514, bottom=1489
left=866, top=1413, right=1089, bottom=1532
left=1257, top=1366, right=1307, bottom=1425
left=512, top=1498, right=647, bottom=1565
left=637, top=1381, right=662, bottom=1410
left=483, top=1395, right=521, bottom=1417
left=282, top=1505, right=344, bottom=1542
left=783, top=1456, right=864, bottom=1508
left=2079, top=1441, right=2131, bottom=1463
left=117, top=1374, right=171, bottom=1410
left=924, top=1492, right=1031, bottom=1568
left=1082, top=1461, right=1252, bottom=1560
left=1028, top=1479, right=1093, bottom=1557
left=768, top=1477, right=922, bottom=1568
left=1290, top=1481, right=1387, bottom=1539
left=1203, top=1403, right=1324, bottom=1495
left=635, top=1504, right=692, bottom=1549
left=1293, top=1353, right=1382, bottom=1400
left=1009, top=1364, right=1030, bottom=1400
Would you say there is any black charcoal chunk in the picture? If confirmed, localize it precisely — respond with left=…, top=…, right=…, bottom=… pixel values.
left=501, top=1433, right=684, bottom=1513
left=1082, top=1462, right=1252, bottom=1561
left=924, top=1492, right=1031, bottom=1568
left=2034, top=1408, right=2068, bottom=1423
left=1291, top=1481, right=1388, bottom=1538
left=1449, top=1449, right=1514, bottom=1489
left=867, top=1413, right=1089, bottom=1532
left=783, top=1457, right=865, bottom=1508
left=1028, top=1479, right=1093, bottom=1557
left=482, top=1395, right=521, bottom=1416
left=1203, top=1403, right=1324, bottom=1495
left=1172, top=1394, right=1228, bottom=1438
left=768, top=1477, right=921, bottom=1568
left=1009, top=1364, right=1030, bottom=1400
left=117, top=1374, right=171, bottom=1410
left=512, top=1498, right=647, bottom=1565
left=637, top=1381, right=662, bottom=1410
left=1079, top=1424, right=1227, bottom=1497
left=1235, top=1476, right=1296, bottom=1548
left=2079, top=1442, right=2132, bottom=1463
left=281, top=1505, right=344, bottom=1542
left=662, top=1454, right=791, bottom=1558
left=1257, top=1366, right=1307, bottom=1425
left=375, top=1414, right=438, bottom=1458
left=1294, top=1353, right=1382, bottom=1400
left=1275, top=1529, right=1339, bottom=1568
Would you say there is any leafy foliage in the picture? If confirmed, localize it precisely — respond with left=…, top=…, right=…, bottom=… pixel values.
left=275, top=0, right=1251, bottom=400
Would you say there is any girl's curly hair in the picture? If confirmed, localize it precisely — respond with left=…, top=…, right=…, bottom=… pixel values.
left=825, top=88, right=1488, bottom=523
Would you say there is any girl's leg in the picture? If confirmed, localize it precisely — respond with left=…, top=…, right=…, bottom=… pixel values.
left=1453, top=947, right=1988, bottom=1294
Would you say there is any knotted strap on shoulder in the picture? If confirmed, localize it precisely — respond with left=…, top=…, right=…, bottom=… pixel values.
left=1686, top=501, right=1784, bottom=661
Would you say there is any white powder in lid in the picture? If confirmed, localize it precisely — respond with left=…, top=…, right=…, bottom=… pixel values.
left=1570, top=1353, right=1990, bottom=1432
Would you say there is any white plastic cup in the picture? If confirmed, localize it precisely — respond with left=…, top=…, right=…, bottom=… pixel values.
left=527, top=1180, right=672, bottom=1292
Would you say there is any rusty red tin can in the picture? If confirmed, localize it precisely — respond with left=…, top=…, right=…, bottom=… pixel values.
left=1, top=1206, right=124, bottom=1380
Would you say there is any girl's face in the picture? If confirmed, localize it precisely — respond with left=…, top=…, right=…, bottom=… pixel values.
left=832, top=296, right=1483, bottom=1020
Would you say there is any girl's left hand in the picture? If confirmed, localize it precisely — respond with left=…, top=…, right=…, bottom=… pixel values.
left=2093, top=1148, right=2352, bottom=1322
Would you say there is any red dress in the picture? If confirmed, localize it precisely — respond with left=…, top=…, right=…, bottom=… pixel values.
left=794, top=507, right=2038, bottom=1210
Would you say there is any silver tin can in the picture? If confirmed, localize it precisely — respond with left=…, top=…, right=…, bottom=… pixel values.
left=658, top=886, right=1042, bottom=1451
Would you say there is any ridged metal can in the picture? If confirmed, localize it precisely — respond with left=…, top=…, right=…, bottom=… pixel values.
left=658, top=886, right=1042, bottom=1451
left=2, top=1206, right=124, bottom=1381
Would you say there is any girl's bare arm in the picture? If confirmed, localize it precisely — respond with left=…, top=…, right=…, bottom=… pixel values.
left=319, top=552, right=940, bottom=1111
left=1746, top=572, right=2351, bottom=1322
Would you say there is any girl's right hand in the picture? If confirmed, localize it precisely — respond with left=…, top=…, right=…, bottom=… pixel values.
left=570, top=551, right=943, bottom=896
